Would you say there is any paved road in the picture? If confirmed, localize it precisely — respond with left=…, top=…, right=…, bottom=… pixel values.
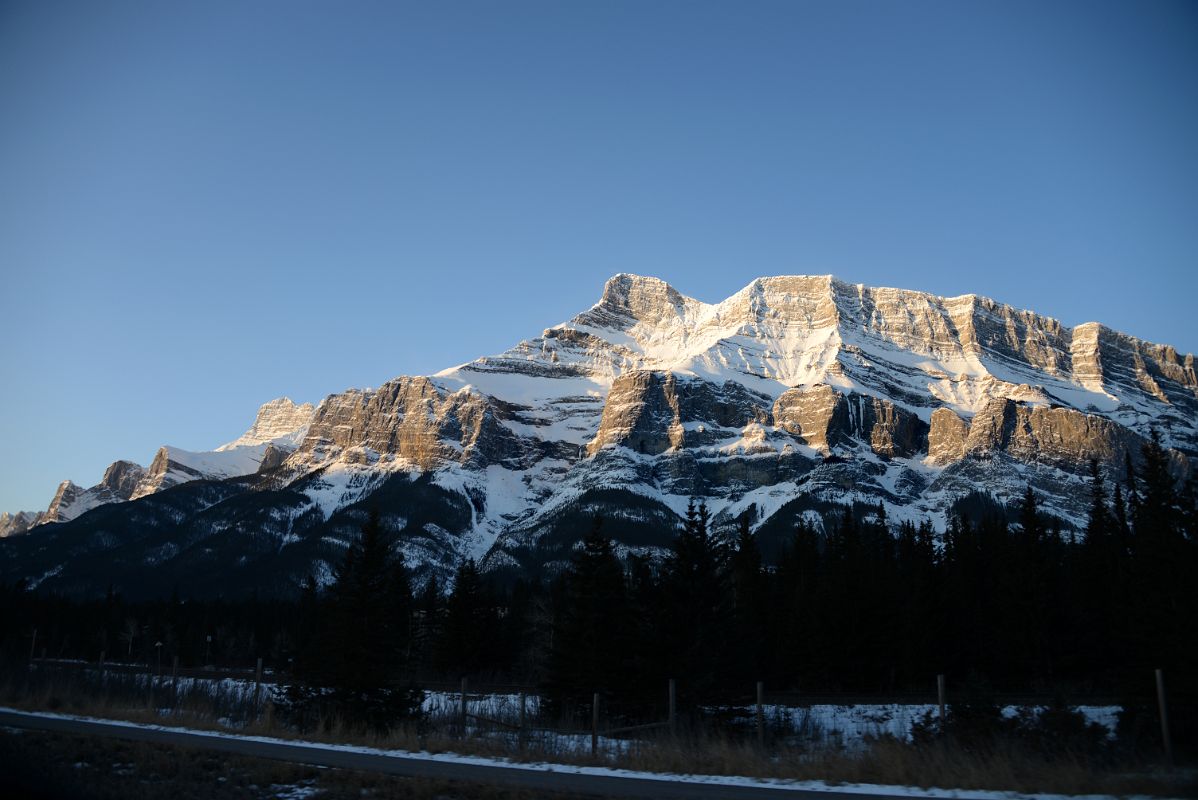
left=0, top=709, right=940, bottom=800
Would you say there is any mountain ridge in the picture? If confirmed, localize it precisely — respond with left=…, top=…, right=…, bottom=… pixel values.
left=2, top=274, right=1193, bottom=596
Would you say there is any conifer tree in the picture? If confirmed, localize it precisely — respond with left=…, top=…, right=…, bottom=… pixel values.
left=439, top=558, right=492, bottom=677
left=548, top=516, right=628, bottom=704
left=285, top=510, right=419, bottom=731
left=775, top=516, right=822, bottom=689
left=662, top=498, right=730, bottom=701
left=1083, top=459, right=1112, bottom=548
left=728, top=514, right=767, bottom=680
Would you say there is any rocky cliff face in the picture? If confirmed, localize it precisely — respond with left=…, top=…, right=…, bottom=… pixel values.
left=5, top=274, right=1195, bottom=597
left=219, top=397, right=315, bottom=450
left=16, top=397, right=313, bottom=527
left=99, top=460, right=146, bottom=499
left=35, top=460, right=150, bottom=526
left=0, top=510, right=44, bottom=538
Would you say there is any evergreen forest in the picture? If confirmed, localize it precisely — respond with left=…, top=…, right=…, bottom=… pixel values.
left=2, top=435, right=1194, bottom=748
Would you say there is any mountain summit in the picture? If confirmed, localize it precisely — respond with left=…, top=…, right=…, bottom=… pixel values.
left=3, top=275, right=1194, bottom=596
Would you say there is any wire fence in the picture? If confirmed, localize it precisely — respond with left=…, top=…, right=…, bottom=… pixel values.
left=15, top=655, right=1158, bottom=760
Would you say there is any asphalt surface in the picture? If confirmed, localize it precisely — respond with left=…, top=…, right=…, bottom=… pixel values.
left=0, top=709, right=930, bottom=800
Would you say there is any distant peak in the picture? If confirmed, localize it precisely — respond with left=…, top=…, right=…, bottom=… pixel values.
left=588, top=273, right=698, bottom=327
left=218, top=396, right=316, bottom=451
left=259, top=396, right=311, bottom=411
left=599, top=273, right=679, bottom=305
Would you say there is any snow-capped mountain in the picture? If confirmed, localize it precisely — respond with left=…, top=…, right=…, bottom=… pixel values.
left=5, top=398, right=315, bottom=530
left=0, top=510, right=44, bottom=538
left=3, top=275, right=1194, bottom=597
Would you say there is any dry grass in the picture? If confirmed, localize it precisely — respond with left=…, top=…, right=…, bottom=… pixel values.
left=611, top=731, right=1197, bottom=797
left=0, top=727, right=596, bottom=800
left=4, top=666, right=1194, bottom=798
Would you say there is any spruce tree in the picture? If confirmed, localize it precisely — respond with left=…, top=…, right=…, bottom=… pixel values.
left=548, top=517, right=628, bottom=707
left=775, top=516, right=822, bottom=690
left=285, top=510, right=419, bottom=731
left=439, top=558, right=492, bottom=677
left=728, top=514, right=767, bottom=681
left=662, top=498, right=730, bottom=702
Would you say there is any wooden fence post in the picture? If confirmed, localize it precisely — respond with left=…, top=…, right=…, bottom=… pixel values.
left=756, top=681, right=765, bottom=748
left=591, top=692, right=600, bottom=757
left=1156, top=668, right=1173, bottom=767
left=28, top=628, right=37, bottom=666
left=171, top=655, right=179, bottom=710
left=668, top=678, right=676, bottom=737
left=519, top=690, right=527, bottom=754
left=937, top=674, right=946, bottom=732
left=99, top=650, right=106, bottom=680
left=460, top=677, right=468, bottom=732
left=254, top=657, right=264, bottom=715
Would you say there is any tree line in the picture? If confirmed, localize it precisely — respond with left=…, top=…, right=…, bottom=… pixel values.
left=2, top=433, right=1194, bottom=737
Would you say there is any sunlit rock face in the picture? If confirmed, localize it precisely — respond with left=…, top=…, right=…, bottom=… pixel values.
left=19, top=397, right=315, bottom=522
left=4, top=274, right=1195, bottom=597
left=962, top=397, right=1144, bottom=469
left=0, top=510, right=44, bottom=538
left=219, top=397, right=315, bottom=450
left=31, top=460, right=150, bottom=527
left=293, top=376, right=525, bottom=470
left=927, top=408, right=970, bottom=465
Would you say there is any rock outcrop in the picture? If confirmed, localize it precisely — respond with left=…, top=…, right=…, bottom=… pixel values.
left=962, top=397, right=1145, bottom=470
left=43, top=480, right=86, bottom=524
left=770, top=386, right=926, bottom=458
left=295, top=377, right=523, bottom=471
left=99, top=460, right=146, bottom=499
left=0, top=510, right=44, bottom=538
left=14, top=397, right=317, bottom=527
left=927, top=408, right=970, bottom=465
left=586, top=372, right=772, bottom=456
left=219, top=397, right=315, bottom=450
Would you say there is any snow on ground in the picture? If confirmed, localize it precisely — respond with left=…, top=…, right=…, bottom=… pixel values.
left=729, top=704, right=1123, bottom=745
left=0, top=707, right=1155, bottom=800
left=79, top=671, right=1123, bottom=750
left=266, top=781, right=322, bottom=800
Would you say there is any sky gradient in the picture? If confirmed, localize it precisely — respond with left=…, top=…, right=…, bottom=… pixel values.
left=1, top=0, right=1196, bottom=513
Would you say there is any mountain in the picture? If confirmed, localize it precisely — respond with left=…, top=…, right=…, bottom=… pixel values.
left=0, top=510, right=44, bottom=538
left=3, top=275, right=1194, bottom=597
left=4, top=398, right=315, bottom=531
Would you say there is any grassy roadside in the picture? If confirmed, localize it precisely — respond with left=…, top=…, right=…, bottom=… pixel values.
left=3, top=667, right=1194, bottom=798
left=0, top=727, right=598, bottom=800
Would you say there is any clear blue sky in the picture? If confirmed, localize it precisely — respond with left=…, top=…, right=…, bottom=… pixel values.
left=1, top=0, right=1196, bottom=513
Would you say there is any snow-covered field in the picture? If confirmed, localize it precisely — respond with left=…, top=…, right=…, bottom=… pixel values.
left=735, top=703, right=1121, bottom=745
left=78, top=669, right=1125, bottom=749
